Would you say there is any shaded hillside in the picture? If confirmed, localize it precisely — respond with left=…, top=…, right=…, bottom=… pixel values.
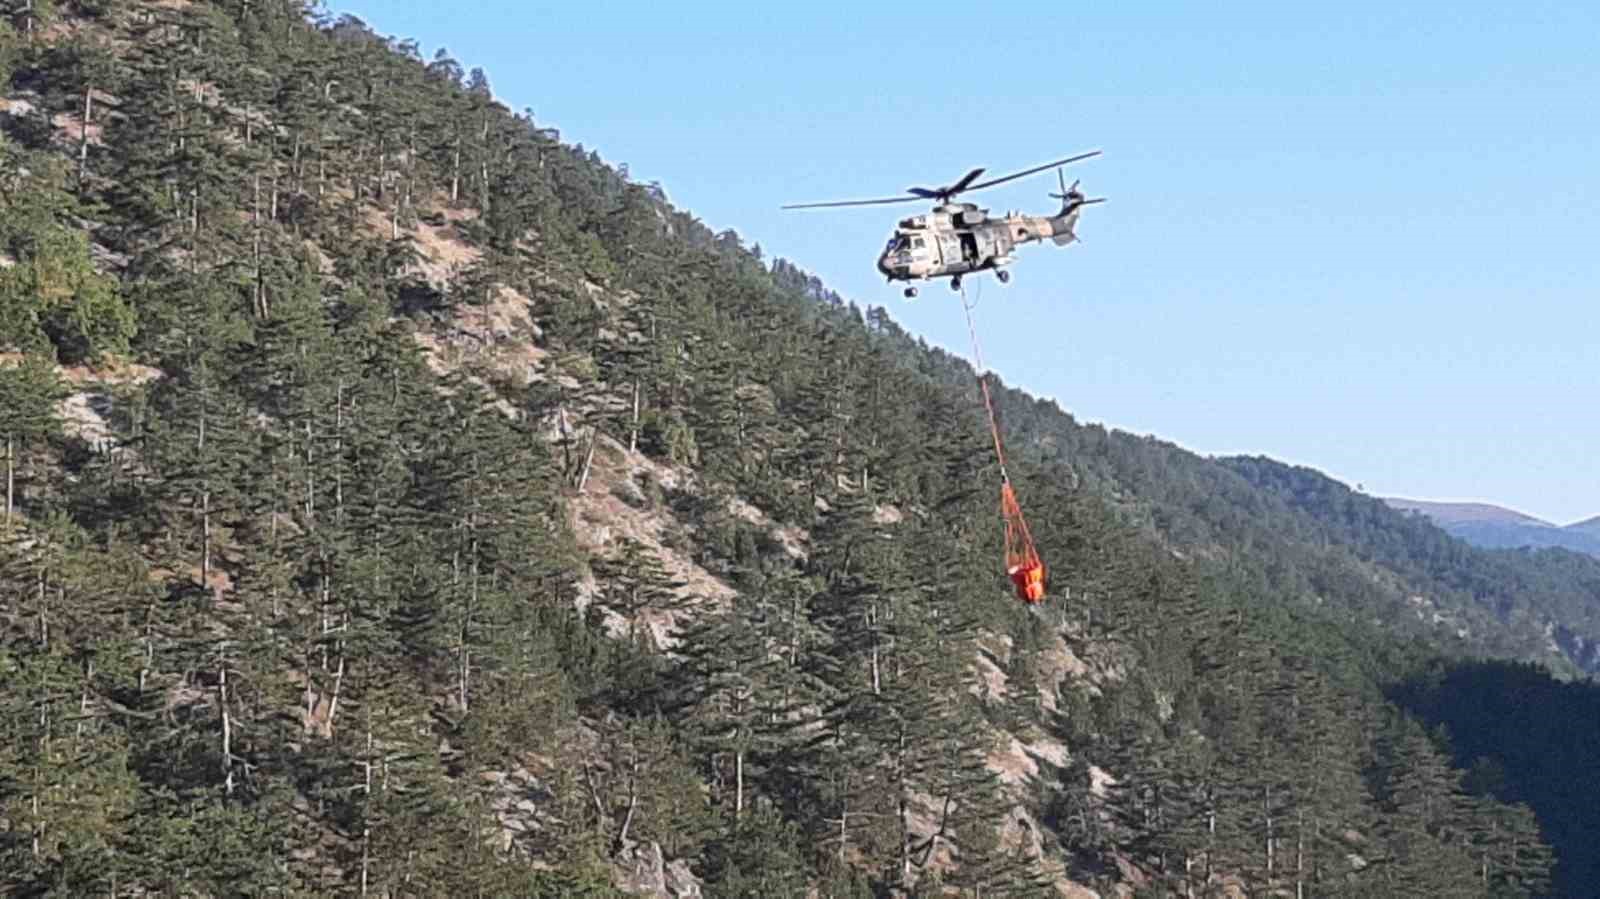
left=0, top=3, right=1575, bottom=896
left=1392, top=659, right=1600, bottom=896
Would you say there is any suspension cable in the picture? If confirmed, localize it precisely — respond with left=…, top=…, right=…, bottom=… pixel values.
left=961, top=282, right=1045, bottom=604
left=960, top=284, right=1009, bottom=483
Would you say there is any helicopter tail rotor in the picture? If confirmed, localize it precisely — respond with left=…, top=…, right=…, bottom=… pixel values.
left=1049, top=168, right=1105, bottom=214
left=1047, top=169, right=1073, bottom=201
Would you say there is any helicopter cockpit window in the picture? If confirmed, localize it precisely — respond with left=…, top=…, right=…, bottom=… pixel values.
left=912, top=238, right=926, bottom=250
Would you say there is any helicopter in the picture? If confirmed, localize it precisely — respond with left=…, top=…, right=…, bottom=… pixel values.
left=782, top=152, right=1104, bottom=297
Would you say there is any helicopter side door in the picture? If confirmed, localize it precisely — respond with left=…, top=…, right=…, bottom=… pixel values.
left=937, top=231, right=966, bottom=274
left=958, top=231, right=980, bottom=266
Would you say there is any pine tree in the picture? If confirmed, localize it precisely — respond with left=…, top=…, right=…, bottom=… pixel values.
left=0, top=143, right=133, bottom=362
left=1369, top=717, right=1481, bottom=896
left=699, top=800, right=817, bottom=897
left=669, top=592, right=771, bottom=823
left=591, top=536, right=689, bottom=659
left=0, top=356, right=63, bottom=527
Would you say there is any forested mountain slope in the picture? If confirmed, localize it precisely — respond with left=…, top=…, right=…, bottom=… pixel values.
left=0, top=2, right=1588, bottom=896
left=953, top=371, right=1600, bottom=676
left=1392, top=659, right=1600, bottom=892
left=1218, top=457, right=1600, bottom=674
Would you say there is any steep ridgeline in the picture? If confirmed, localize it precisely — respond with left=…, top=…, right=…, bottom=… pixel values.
left=0, top=3, right=1574, bottom=896
left=1220, top=458, right=1600, bottom=675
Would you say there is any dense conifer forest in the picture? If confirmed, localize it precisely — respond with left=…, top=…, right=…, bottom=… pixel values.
left=2, top=2, right=1596, bottom=895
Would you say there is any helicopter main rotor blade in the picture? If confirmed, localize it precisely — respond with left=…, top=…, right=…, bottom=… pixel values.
left=781, top=153, right=1100, bottom=210
left=947, top=167, right=987, bottom=194
left=780, top=195, right=925, bottom=210
left=907, top=167, right=987, bottom=200
left=964, top=151, right=1101, bottom=194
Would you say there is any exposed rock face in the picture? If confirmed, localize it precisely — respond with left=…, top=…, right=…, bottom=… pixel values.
left=480, top=767, right=554, bottom=853
left=664, top=858, right=703, bottom=898
left=612, top=841, right=703, bottom=898
left=612, top=841, right=666, bottom=896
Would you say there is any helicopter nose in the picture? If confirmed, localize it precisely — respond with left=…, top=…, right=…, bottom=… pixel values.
left=877, top=254, right=892, bottom=276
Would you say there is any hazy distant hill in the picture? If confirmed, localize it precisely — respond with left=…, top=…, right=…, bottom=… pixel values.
left=1386, top=498, right=1600, bottom=558
left=1448, top=521, right=1600, bottom=557
left=1385, top=498, right=1552, bottom=527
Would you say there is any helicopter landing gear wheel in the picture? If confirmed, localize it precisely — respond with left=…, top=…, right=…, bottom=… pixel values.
left=950, top=275, right=962, bottom=291
left=904, top=286, right=918, bottom=299
left=996, top=269, right=1011, bottom=284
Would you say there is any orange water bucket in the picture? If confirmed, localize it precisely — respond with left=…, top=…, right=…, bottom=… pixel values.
left=1008, top=561, right=1046, bottom=604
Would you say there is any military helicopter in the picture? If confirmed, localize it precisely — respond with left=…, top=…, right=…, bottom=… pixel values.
left=782, top=152, right=1104, bottom=297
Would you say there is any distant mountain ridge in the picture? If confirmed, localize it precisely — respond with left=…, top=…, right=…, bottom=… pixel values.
left=1384, top=497, right=1600, bottom=559
left=1384, top=497, right=1552, bottom=526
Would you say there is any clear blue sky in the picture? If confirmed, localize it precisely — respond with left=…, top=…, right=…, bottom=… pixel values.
left=337, top=1, right=1600, bottom=525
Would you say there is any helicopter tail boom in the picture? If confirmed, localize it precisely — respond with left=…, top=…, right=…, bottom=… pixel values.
left=1044, top=201, right=1091, bottom=245
left=1045, top=172, right=1105, bottom=246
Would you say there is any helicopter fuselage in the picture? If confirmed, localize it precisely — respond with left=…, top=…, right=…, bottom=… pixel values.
left=876, top=200, right=1088, bottom=286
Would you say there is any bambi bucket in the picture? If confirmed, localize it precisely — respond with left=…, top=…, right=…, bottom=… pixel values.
left=1001, top=482, right=1046, bottom=603
left=1009, top=561, right=1046, bottom=603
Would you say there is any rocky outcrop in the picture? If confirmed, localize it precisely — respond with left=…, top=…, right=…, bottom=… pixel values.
left=611, top=840, right=702, bottom=898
